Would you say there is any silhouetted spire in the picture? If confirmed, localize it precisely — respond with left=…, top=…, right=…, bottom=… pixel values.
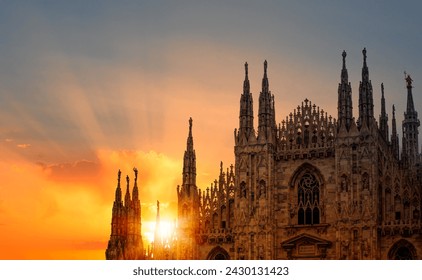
left=243, top=62, right=250, bottom=94
left=115, top=169, right=122, bottom=203
left=183, top=117, right=196, bottom=188
left=379, top=83, right=389, bottom=142
left=341, top=50, right=348, bottom=83
left=238, top=62, right=254, bottom=142
left=391, top=105, right=399, bottom=160
left=402, top=73, right=420, bottom=166
left=125, top=175, right=131, bottom=207
left=405, top=74, right=415, bottom=114
left=358, top=48, right=374, bottom=129
left=258, top=60, right=276, bottom=142
left=262, top=60, right=269, bottom=93
left=337, top=50, right=353, bottom=131
left=132, top=167, right=139, bottom=201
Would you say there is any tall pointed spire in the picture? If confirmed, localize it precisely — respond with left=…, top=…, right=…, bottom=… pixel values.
left=379, top=83, right=389, bottom=142
left=341, top=50, right=348, bottom=83
left=238, top=62, right=254, bottom=142
left=391, top=105, right=399, bottom=160
left=124, top=175, right=131, bottom=207
left=402, top=73, right=420, bottom=166
left=132, top=167, right=139, bottom=201
left=114, top=169, right=122, bottom=204
left=183, top=117, right=197, bottom=189
left=243, top=61, right=250, bottom=94
left=405, top=74, right=416, bottom=114
left=358, top=48, right=374, bottom=129
left=337, top=50, right=353, bottom=131
left=258, top=60, right=276, bottom=142
left=177, top=118, right=200, bottom=260
left=262, top=60, right=269, bottom=93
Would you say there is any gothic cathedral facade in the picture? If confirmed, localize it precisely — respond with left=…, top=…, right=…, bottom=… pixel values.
left=106, top=49, right=422, bottom=260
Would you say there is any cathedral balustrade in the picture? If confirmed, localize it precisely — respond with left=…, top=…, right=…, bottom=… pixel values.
left=380, top=219, right=421, bottom=236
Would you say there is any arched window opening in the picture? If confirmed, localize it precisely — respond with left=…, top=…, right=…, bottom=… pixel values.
left=395, top=247, right=413, bottom=260
left=313, top=208, right=320, bottom=224
left=297, top=172, right=320, bottom=225
left=305, top=207, right=312, bottom=224
left=298, top=208, right=305, bottom=225
left=388, top=240, right=417, bottom=260
left=207, top=246, right=230, bottom=260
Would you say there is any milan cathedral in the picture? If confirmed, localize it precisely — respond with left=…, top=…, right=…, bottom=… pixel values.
left=106, top=49, right=422, bottom=259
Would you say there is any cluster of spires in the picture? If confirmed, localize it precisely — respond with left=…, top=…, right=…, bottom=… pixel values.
left=237, top=48, right=420, bottom=165
left=338, top=48, right=420, bottom=165
left=199, top=162, right=235, bottom=234
left=106, top=167, right=143, bottom=259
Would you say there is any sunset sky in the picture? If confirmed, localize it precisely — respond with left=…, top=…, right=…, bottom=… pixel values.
left=0, top=1, right=421, bottom=259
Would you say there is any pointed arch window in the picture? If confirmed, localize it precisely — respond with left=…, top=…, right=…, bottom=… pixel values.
left=298, top=172, right=320, bottom=225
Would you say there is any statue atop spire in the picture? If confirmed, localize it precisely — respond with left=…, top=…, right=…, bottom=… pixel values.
left=264, top=60, right=267, bottom=75
left=132, top=167, right=139, bottom=200
left=361, top=47, right=369, bottom=82
left=358, top=47, right=374, bottom=129
left=342, top=50, right=346, bottom=68
left=405, top=72, right=413, bottom=88
left=262, top=60, right=269, bottom=93
left=338, top=50, right=353, bottom=131
left=238, top=61, right=255, bottom=144
left=258, top=60, right=275, bottom=142
left=402, top=73, right=420, bottom=166
left=362, top=47, right=367, bottom=64
left=133, top=167, right=138, bottom=182
left=182, top=117, right=197, bottom=188
left=243, top=62, right=250, bottom=94
left=114, top=169, right=123, bottom=203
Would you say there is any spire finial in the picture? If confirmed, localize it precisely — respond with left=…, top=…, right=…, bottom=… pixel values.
left=342, top=50, right=346, bottom=68
left=381, top=83, right=384, bottom=96
left=392, top=104, right=396, bottom=116
left=189, top=117, right=193, bottom=134
left=405, top=72, right=413, bottom=88
left=243, top=61, right=250, bottom=94
left=262, top=60, right=269, bottom=92
left=362, top=48, right=367, bottom=62
left=133, top=167, right=138, bottom=181
left=117, top=169, right=121, bottom=185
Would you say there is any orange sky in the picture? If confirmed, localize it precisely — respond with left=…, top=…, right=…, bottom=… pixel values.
left=0, top=2, right=421, bottom=259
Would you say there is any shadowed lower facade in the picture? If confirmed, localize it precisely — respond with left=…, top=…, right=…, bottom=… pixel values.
left=106, top=49, right=422, bottom=260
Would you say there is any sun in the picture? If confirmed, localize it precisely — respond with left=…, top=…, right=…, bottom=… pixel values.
left=143, top=220, right=176, bottom=245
